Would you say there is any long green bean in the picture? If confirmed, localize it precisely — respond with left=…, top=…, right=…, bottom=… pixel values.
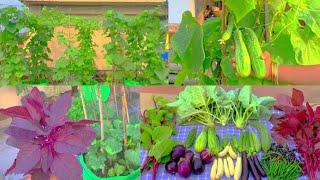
left=260, top=154, right=302, bottom=180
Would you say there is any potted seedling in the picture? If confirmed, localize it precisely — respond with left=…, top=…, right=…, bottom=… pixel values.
left=68, top=85, right=140, bottom=180
left=0, top=87, right=97, bottom=180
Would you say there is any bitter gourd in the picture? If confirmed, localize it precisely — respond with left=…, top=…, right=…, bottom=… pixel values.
left=242, top=28, right=266, bottom=79
left=234, top=29, right=251, bottom=77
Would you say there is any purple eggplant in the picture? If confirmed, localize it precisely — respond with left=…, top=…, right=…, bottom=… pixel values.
left=177, top=158, right=192, bottom=178
left=192, top=157, right=205, bottom=174
left=248, top=156, right=261, bottom=180
left=200, top=149, right=213, bottom=164
left=253, top=155, right=266, bottom=177
left=184, top=150, right=194, bottom=162
left=171, top=145, right=186, bottom=161
left=241, top=152, right=249, bottom=180
left=165, top=161, right=178, bottom=174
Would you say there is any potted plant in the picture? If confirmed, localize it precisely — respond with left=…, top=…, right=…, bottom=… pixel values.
left=0, top=87, right=97, bottom=180
left=68, top=85, right=140, bottom=179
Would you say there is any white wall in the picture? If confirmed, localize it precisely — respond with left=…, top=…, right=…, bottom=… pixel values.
left=168, top=0, right=191, bottom=23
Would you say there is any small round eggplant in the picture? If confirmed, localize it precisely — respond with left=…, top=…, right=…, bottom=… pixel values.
left=200, top=149, right=213, bottom=164
left=171, top=145, right=186, bottom=161
left=192, top=157, right=205, bottom=174
left=165, top=161, right=177, bottom=174
left=184, top=150, right=194, bottom=162
left=177, top=158, right=192, bottom=178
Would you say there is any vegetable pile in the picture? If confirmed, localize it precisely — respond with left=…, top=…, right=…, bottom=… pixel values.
left=141, top=87, right=319, bottom=179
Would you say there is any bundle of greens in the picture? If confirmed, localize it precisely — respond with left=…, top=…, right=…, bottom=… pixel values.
left=140, top=96, right=177, bottom=180
left=167, top=86, right=275, bottom=129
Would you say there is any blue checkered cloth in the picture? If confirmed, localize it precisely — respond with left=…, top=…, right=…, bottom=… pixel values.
left=140, top=118, right=308, bottom=180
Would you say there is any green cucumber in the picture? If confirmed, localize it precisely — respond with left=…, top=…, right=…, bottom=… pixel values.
left=250, top=121, right=271, bottom=152
left=242, top=28, right=266, bottom=79
left=234, top=29, right=251, bottom=77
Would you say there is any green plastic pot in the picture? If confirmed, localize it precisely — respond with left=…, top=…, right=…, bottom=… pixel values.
left=123, top=80, right=144, bottom=86
left=79, top=155, right=140, bottom=180
left=82, top=85, right=110, bottom=102
left=81, top=80, right=142, bottom=102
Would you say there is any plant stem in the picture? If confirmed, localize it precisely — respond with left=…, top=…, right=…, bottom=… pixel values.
left=97, top=85, right=104, bottom=141
left=121, top=85, right=127, bottom=147
left=113, top=83, right=119, bottom=117
left=264, top=0, right=270, bottom=42
left=105, top=99, right=110, bottom=130
left=79, top=86, right=88, bottom=119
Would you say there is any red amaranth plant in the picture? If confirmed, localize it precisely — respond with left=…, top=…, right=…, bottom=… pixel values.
left=0, top=87, right=97, bottom=180
left=272, top=88, right=320, bottom=180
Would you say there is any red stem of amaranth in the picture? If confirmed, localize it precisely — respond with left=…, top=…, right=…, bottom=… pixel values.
left=152, top=159, right=160, bottom=180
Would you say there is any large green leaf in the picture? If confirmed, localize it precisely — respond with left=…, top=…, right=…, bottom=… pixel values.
left=178, top=86, right=206, bottom=107
left=104, top=137, right=123, bottom=155
left=124, top=149, right=140, bottom=166
left=290, top=25, right=320, bottom=65
left=238, top=86, right=252, bottom=107
left=263, top=32, right=296, bottom=65
left=288, top=0, right=320, bottom=37
left=172, top=11, right=205, bottom=73
left=151, top=126, right=173, bottom=142
left=225, top=0, right=256, bottom=23
left=141, top=131, right=152, bottom=150
left=149, top=139, right=175, bottom=161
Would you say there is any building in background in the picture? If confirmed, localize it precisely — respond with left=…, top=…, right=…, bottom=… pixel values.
left=21, top=0, right=167, bottom=18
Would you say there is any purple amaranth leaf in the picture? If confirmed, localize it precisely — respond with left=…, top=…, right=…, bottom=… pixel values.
left=54, top=125, right=96, bottom=154
left=39, top=148, right=54, bottom=174
left=10, top=117, right=40, bottom=132
left=4, top=126, right=37, bottom=140
left=21, top=96, right=43, bottom=123
left=0, top=106, right=31, bottom=120
left=47, top=93, right=72, bottom=128
left=29, top=88, right=45, bottom=107
left=50, top=154, right=82, bottom=180
left=6, top=144, right=41, bottom=175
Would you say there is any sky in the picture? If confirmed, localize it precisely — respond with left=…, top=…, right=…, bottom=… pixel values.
left=0, top=0, right=24, bottom=9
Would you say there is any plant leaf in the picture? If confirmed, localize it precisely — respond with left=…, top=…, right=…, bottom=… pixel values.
left=149, top=139, right=175, bottom=161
